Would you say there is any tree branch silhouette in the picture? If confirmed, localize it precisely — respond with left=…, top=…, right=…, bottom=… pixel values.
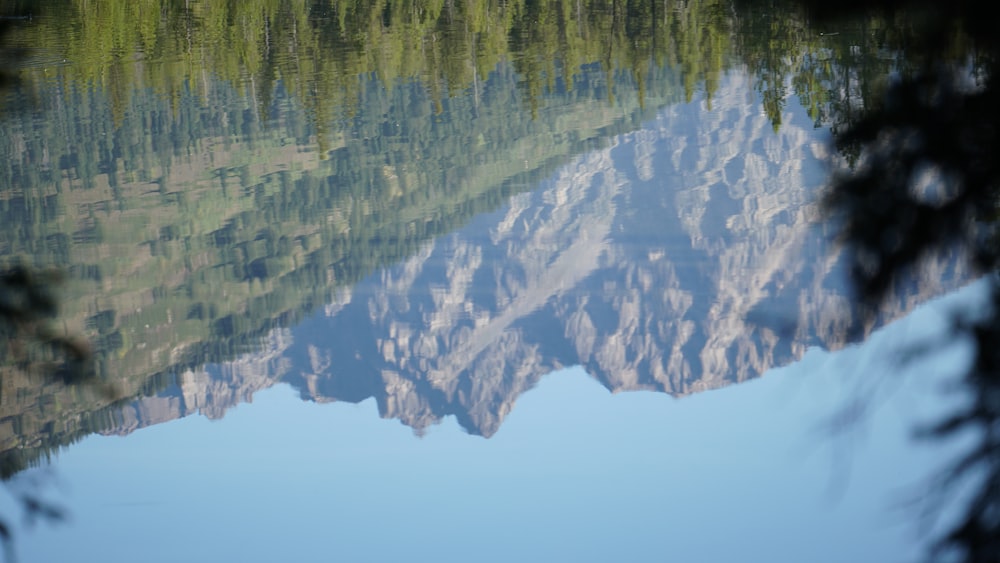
left=791, top=0, right=1000, bottom=559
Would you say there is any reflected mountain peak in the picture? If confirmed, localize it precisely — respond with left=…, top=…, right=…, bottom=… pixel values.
left=211, top=75, right=952, bottom=438
left=0, top=0, right=961, bottom=468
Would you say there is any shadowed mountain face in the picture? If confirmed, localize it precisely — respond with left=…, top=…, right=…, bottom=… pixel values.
left=109, top=72, right=959, bottom=438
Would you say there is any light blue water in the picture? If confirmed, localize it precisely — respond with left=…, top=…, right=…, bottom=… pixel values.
left=9, top=279, right=981, bottom=563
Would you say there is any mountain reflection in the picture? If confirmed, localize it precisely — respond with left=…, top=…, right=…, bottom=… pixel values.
left=108, top=72, right=957, bottom=440
left=0, top=0, right=950, bottom=472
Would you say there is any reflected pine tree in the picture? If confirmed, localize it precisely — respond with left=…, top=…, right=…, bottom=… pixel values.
left=733, top=0, right=912, bottom=138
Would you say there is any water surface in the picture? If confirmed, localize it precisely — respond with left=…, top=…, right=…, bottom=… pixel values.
left=0, top=1, right=962, bottom=561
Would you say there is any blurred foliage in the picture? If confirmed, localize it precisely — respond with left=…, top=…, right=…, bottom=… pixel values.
left=784, top=0, right=1000, bottom=560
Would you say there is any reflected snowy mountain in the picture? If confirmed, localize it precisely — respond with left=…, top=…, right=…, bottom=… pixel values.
left=109, top=73, right=960, bottom=438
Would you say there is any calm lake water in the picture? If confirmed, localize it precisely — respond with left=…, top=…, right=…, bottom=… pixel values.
left=0, top=1, right=970, bottom=561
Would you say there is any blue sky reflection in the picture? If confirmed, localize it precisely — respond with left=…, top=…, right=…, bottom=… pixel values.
left=13, top=280, right=982, bottom=563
